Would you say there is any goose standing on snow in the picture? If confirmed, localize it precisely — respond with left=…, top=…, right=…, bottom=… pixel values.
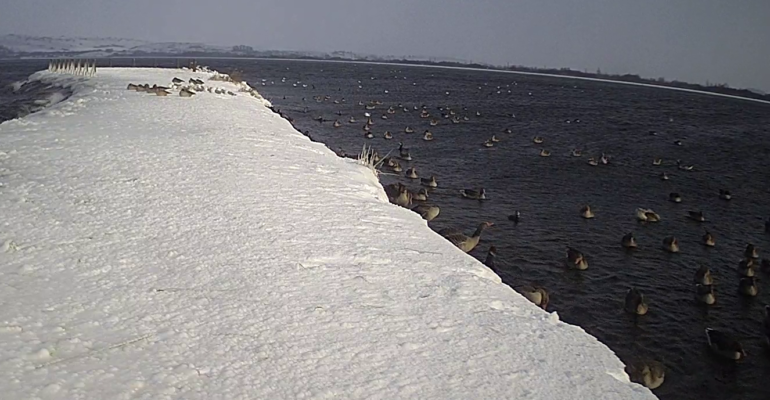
left=694, top=266, right=713, bottom=285
left=420, top=176, right=438, bottom=188
left=580, top=205, right=595, bottom=219
left=484, top=246, right=497, bottom=269
left=460, top=188, right=486, bottom=200
left=405, top=167, right=418, bottom=179
left=739, top=277, right=759, bottom=297
left=702, top=231, right=716, bottom=247
left=411, top=204, right=440, bottom=222
left=626, top=360, right=665, bottom=390
left=669, top=193, right=682, bottom=203
left=696, top=284, right=716, bottom=305
left=705, top=328, right=746, bottom=360
left=624, top=288, right=649, bottom=315
left=622, top=232, right=638, bottom=249
left=566, top=247, right=588, bottom=270
left=440, top=222, right=494, bottom=253
left=745, top=243, right=759, bottom=259
left=519, top=286, right=549, bottom=309
left=662, top=237, right=679, bottom=253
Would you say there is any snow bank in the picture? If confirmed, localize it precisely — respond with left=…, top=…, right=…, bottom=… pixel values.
left=0, top=67, right=657, bottom=399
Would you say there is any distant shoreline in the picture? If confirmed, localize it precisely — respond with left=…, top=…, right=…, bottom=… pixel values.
left=3, top=54, right=769, bottom=105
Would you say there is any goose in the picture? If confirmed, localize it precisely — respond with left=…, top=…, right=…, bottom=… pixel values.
left=154, top=88, right=170, bottom=96
left=381, top=114, right=388, bottom=120
left=622, top=232, right=638, bottom=249
left=483, top=140, right=495, bottom=148
left=484, top=246, right=497, bottom=269
left=420, top=176, right=438, bottom=188
left=388, top=184, right=412, bottom=208
left=363, top=124, right=371, bottom=132
left=571, top=149, right=582, bottom=157
left=719, top=189, right=732, bottom=200
left=587, top=157, right=599, bottom=166
left=600, top=153, right=610, bottom=165
left=384, top=131, right=393, bottom=140
left=440, top=222, right=494, bottom=253
left=503, top=128, right=512, bottom=134
left=701, top=231, right=716, bottom=247
left=539, top=149, right=551, bottom=157
left=636, top=208, right=661, bottom=222
left=364, top=131, right=373, bottom=139
left=366, top=117, right=374, bottom=126
left=626, top=360, right=665, bottom=390
left=405, top=126, right=415, bottom=133
left=762, top=305, right=770, bottom=346
left=460, top=188, right=486, bottom=200
left=398, top=142, right=412, bottom=161
left=405, top=167, right=418, bottom=179
left=705, top=328, right=746, bottom=360
left=179, top=88, right=195, bottom=97
left=171, top=77, right=184, bottom=84
left=508, top=211, right=521, bottom=224
left=624, top=287, right=649, bottom=315
left=566, top=247, right=588, bottom=270
left=127, top=83, right=139, bottom=91
left=391, top=162, right=403, bottom=173
left=333, top=120, right=342, bottom=128
left=412, top=188, right=429, bottom=202
left=490, top=135, right=500, bottom=143
left=652, top=158, right=662, bottom=166
left=430, top=119, right=439, bottom=126
left=738, top=259, right=756, bottom=277
left=662, top=237, right=679, bottom=253
left=674, top=140, right=683, bottom=146
left=659, top=172, right=669, bottom=181
left=411, top=204, right=440, bottom=222
left=349, top=116, right=356, bottom=123
left=696, top=284, right=716, bottom=305
left=739, top=277, right=759, bottom=297
left=423, top=131, right=434, bottom=141
left=745, top=244, right=759, bottom=259
left=669, top=193, right=682, bottom=203
left=694, top=266, right=714, bottom=285
left=687, top=211, right=706, bottom=222
left=533, top=136, right=544, bottom=144
left=387, top=107, right=396, bottom=114
left=580, top=205, right=595, bottom=219
left=676, top=160, right=694, bottom=171
left=520, top=286, right=549, bottom=309
left=475, top=111, right=482, bottom=117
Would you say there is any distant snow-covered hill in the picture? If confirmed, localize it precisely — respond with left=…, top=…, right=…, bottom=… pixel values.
left=0, top=34, right=236, bottom=57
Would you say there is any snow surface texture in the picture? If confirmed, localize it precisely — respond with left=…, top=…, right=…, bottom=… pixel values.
left=0, top=68, right=657, bottom=400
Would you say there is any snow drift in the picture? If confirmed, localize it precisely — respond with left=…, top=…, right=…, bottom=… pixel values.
left=0, top=67, right=657, bottom=399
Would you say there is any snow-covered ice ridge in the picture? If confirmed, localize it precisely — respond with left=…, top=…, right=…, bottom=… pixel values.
left=0, top=68, right=657, bottom=400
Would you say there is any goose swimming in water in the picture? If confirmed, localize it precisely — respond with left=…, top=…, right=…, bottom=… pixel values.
left=719, top=189, right=732, bottom=200
left=484, top=246, right=497, bottom=269
left=348, top=116, right=356, bottom=123
left=429, top=119, right=439, bottom=126
left=587, top=157, right=599, bottom=166
left=705, top=328, right=746, bottom=360
left=440, top=222, right=494, bottom=253
left=460, top=188, right=486, bottom=200
left=539, top=149, right=551, bottom=157
left=702, top=231, right=716, bottom=247
left=391, top=161, right=403, bottom=173
left=566, top=247, right=588, bottom=270
left=669, top=193, right=682, bottom=203
left=412, top=188, right=429, bottom=202
left=364, top=131, right=373, bottom=139
left=571, top=149, right=582, bottom=157
left=508, top=211, right=520, bottom=224
left=626, top=360, right=665, bottom=390
left=696, top=284, right=716, bottom=305
left=687, top=210, right=706, bottom=222
left=420, top=175, right=438, bottom=188
left=520, top=286, right=550, bottom=309
left=333, top=120, right=341, bottom=128
left=739, top=277, right=759, bottom=297
left=622, top=232, right=638, bottom=249
left=483, top=140, right=495, bottom=148
left=404, top=126, right=414, bottom=133
left=745, top=243, right=759, bottom=259
left=600, top=153, right=610, bottom=165
left=398, top=142, right=412, bottom=161
left=533, top=136, right=544, bottom=144
left=411, top=203, right=440, bottom=222
left=636, top=208, right=661, bottom=222
left=624, top=287, right=649, bottom=315
left=423, top=131, right=434, bottom=141
left=384, top=131, right=393, bottom=139
left=659, top=172, right=669, bottom=181
left=490, top=135, right=500, bottom=143
left=738, top=259, right=756, bottom=277
left=662, top=237, right=679, bottom=253
left=405, top=167, right=418, bottom=179
left=652, top=158, right=662, bottom=166
left=580, top=205, right=595, bottom=219
left=694, top=266, right=714, bottom=285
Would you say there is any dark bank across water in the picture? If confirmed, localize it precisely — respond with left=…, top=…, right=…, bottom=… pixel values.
left=1, top=58, right=770, bottom=400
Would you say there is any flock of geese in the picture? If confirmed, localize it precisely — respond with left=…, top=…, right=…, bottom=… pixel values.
left=264, top=73, right=770, bottom=392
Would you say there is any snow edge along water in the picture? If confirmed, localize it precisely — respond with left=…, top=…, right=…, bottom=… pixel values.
left=0, top=67, right=657, bottom=399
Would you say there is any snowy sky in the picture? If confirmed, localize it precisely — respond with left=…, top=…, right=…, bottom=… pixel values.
left=2, top=0, right=769, bottom=91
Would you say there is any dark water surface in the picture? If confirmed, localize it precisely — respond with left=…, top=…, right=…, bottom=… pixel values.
left=2, top=58, right=770, bottom=400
